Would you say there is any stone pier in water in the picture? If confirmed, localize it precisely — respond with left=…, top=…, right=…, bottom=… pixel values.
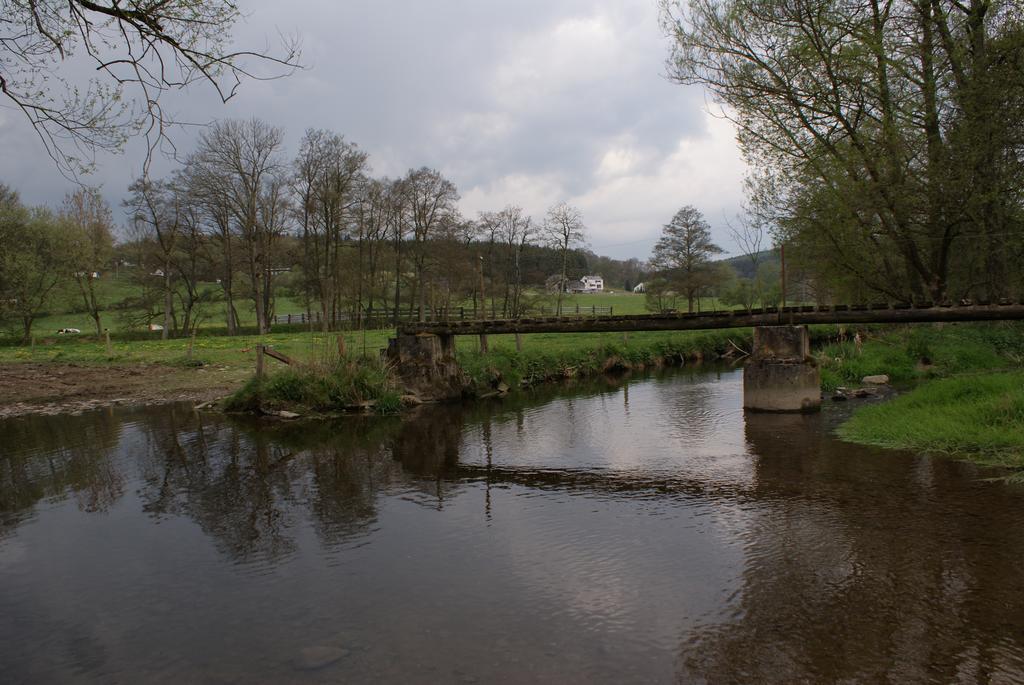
left=385, top=333, right=466, bottom=402
left=743, top=325, right=821, bottom=412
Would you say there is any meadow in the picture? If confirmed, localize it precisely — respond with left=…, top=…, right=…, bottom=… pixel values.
left=9, top=273, right=727, bottom=339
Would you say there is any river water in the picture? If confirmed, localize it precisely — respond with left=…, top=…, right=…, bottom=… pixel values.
left=1, top=367, right=1023, bottom=684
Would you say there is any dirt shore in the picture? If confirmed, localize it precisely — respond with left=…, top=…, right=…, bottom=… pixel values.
left=0, top=363, right=244, bottom=419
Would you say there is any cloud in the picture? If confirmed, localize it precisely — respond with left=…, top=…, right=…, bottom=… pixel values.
left=0, top=0, right=746, bottom=260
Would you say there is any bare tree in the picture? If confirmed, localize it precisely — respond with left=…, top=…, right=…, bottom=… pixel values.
left=388, top=179, right=410, bottom=326
left=256, top=173, right=292, bottom=328
left=125, top=177, right=180, bottom=338
left=357, top=178, right=395, bottom=325
left=482, top=206, right=534, bottom=317
left=167, top=172, right=212, bottom=336
left=402, top=168, right=459, bottom=322
left=544, top=203, right=586, bottom=315
left=2, top=1, right=300, bottom=176
left=179, top=154, right=240, bottom=334
left=292, top=129, right=368, bottom=330
left=726, top=202, right=767, bottom=310
left=194, top=118, right=286, bottom=334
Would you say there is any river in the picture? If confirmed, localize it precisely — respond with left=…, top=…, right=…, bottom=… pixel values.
left=1, top=366, right=1023, bottom=684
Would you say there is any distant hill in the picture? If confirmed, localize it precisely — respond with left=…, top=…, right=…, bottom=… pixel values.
left=717, top=249, right=780, bottom=280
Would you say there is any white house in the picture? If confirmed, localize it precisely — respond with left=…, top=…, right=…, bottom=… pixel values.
left=579, top=275, right=604, bottom=292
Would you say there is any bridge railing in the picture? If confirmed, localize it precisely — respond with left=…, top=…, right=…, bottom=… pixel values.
left=273, top=299, right=1024, bottom=332
left=272, top=304, right=617, bottom=329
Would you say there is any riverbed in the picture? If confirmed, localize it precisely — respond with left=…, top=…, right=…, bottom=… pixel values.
left=2, top=366, right=1023, bottom=683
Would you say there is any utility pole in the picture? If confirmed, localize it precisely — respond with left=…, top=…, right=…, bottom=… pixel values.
left=780, top=242, right=787, bottom=309
left=478, top=254, right=486, bottom=318
left=478, top=254, right=488, bottom=353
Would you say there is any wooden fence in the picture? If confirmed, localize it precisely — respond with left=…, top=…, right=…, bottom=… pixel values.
left=272, top=304, right=614, bottom=329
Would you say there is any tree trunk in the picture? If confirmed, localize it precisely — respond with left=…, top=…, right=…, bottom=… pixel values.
left=77, top=275, right=103, bottom=337
left=557, top=247, right=568, bottom=315
left=162, top=264, right=172, bottom=340
left=393, top=237, right=402, bottom=327
left=416, top=258, right=426, bottom=322
left=249, top=250, right=265, bottom=335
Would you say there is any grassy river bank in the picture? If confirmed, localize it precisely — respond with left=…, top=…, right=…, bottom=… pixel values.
left=229, top=322, right=1024, bottom=474
left=818, top=324, right=1024, bottom=473
left=2, top=322, right=1022, bottom=473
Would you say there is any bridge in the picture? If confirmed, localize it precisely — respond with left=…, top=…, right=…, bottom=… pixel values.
left=397, top=302, right=1024, bottom=337
left=385, top=302, right=1024, bottom=413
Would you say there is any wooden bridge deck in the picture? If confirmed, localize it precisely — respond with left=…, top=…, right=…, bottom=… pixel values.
left=398, top=302, right=1024, bottom=336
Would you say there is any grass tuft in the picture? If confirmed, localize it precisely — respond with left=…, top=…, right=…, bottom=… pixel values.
left=222, top=356, right=399, bottom=415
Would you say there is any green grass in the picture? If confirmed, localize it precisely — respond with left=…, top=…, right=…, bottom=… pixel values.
left=456, top=329, right=750, bottom=390
left=0, top=325, right=757, bottom=373
left=0, top=328, right=396, bottom=372
left=223, top=357, right=402, bottom=415
left=11, top=276, right=729, bottom=339
left=215, top=327, right=757, bottom=414
left=816, top=323, right=1023, bottom=391
left=837, top=371, right=1024, bottom=471
left=825, top=322, right=1024, bottom=472
left=10, top=272, right=311, bottom=336
left=518, top=291, right=726, bottom=316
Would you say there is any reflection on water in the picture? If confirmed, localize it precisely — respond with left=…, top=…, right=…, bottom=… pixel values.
left=1, top=367, right=1023, bottom=683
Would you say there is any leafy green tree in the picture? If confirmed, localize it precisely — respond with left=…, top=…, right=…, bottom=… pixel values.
left=662, top=0, right=1024, bottom=302
left=63, top=187, right=115, bottom=336
left=0, top=195, right=73, bottom=341
left=651, top=205, right=724, bottom=312
left=644, top=275, right=680, bottom=313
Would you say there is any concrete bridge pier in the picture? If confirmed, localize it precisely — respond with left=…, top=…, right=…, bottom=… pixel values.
left=385, top=333, right=466, bottom=401
left=743, top=325, right=821, bottom=413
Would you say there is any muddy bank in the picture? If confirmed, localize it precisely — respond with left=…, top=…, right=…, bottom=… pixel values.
left=0, top=363, right=242, bottom=419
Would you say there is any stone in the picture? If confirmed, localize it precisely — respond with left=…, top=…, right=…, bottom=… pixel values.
left=400, top=394, right=424, bottom=406
left=853, top=387, right=879, bottom=398
left=265, top=409, right=300, bottom=419
left=384, top=333, right=466, bottom=401
left=862, top=374, right=890, bottom=385
left=744, top=326, right=821, bottom=412
left=294, top=645, right=350, bottom=671
left=744, top=358, right=821, bottom=412
left=752, top=325, right=810, bottom=360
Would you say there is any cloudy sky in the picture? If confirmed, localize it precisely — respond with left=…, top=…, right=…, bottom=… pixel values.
left=0, top=0, right=747, bottom=260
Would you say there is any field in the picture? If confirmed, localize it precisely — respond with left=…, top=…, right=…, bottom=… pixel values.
left=0, top=326, right=746, bottom=371
left=8, top=273, right=727, bottom=338
left=19, top=275, right=310, bottom=335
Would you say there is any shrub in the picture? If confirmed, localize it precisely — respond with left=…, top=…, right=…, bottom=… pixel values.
left=222, top=356, right=398, bottom=414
